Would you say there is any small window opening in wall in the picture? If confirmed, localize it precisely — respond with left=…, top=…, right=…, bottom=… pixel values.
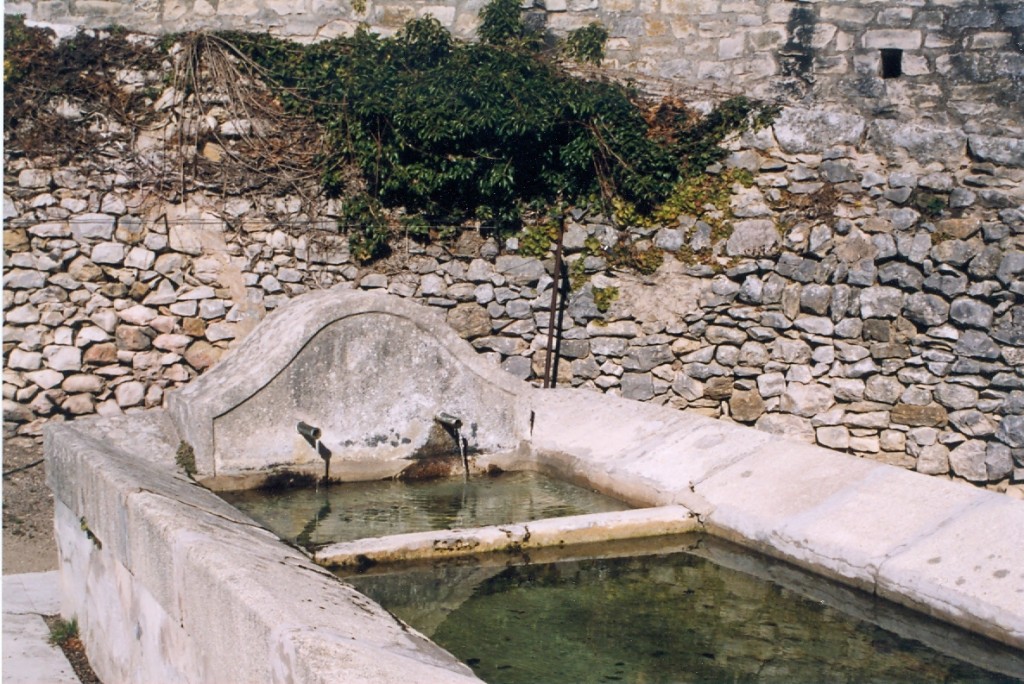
left=881, top=49, right=903, bottom=78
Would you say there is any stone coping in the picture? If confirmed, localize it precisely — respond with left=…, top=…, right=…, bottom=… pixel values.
left=314, top=506, right=699, bottom=568
left=46, top=412, right=482, bottom=684
left=530, top=388, right=1024, bottom=651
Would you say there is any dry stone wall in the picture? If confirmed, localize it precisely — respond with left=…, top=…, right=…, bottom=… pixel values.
left=4, top=106, right=1024, bottom=486
left=2, top=13, right=1023, bottom=488
left=7, top=0, right=1023, bottom=139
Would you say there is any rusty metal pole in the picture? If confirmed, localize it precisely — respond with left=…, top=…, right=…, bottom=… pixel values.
left=543, top=220, right=566, bottom=389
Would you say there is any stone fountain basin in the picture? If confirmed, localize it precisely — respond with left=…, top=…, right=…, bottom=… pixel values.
left=46, top=289, right=1024, bottom=683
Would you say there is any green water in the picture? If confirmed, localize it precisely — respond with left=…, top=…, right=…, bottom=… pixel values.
left=346, top=537, right=1024, bottom=684
left=221, top=471, right=630, bottom=547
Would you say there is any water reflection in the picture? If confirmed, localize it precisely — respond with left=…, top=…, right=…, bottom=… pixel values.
left=347, top=537, right=1024, bottom=684
left=222, top=471, right=630, bottom=547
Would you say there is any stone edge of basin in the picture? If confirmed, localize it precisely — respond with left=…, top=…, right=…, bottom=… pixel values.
left=529, top=388, right=1024, bottom=651
left=43, top=411, right=484, bottom=684
left=314, top=505, right=699, bottom=567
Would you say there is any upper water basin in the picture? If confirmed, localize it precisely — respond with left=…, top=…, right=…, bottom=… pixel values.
left=221, top=470, right=631, bottom=547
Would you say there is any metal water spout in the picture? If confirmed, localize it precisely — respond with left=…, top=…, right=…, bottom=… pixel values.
left=297, top=422, right=322, bottom=442
left=435, top=413, right=468, bottom=479
left=297, top=422, right=330, bottom=484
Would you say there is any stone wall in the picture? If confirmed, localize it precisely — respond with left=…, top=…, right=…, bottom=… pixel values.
left=7, top=0, right=1023, bottom=139
left=5, top=97, right=1024, bottom=485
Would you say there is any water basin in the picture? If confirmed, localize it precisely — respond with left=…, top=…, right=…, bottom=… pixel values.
left=344, top=535, right=1024, bottom=684
left=221, top=470, right=631, bottom=547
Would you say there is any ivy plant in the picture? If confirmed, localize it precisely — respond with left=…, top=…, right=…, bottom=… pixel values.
left=216, top=0, right=776, bottom=262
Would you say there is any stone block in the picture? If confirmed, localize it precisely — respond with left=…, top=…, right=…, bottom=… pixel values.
left=859, top=286, right=905, bottom=319
left=868, top=121, right=967, bottom=165
left=71, top=213, right=116, bottom=241
left=752, top=412, right=815, bottom=443
left=620, top=372, right=655, bottom=401
left=816, top=425, right=850, bottom=450
left=91, top=242, right=126, bottom=265
left=862, top=29, right=922, bottom=49
left=891, top=403, right=948, bottom=428
left=780, top=382, right=835, bottom=418
left=43, top=345, right=82, bottom=372
left=446, top=304, right=491, bottom=340
left=773, top=108, right=865, bottom=155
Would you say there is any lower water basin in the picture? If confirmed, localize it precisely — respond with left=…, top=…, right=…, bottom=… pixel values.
left=221, top=470, right=631, bottom=547
left=344, top=535, right=1024, bottom=684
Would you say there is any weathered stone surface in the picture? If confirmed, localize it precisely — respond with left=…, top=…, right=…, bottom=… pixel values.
left=816, top=425, right=850, bottom=450
left=949, top=409, right=996, bottom=437
left=859, top=286, right=904, bottom=319
left=43, top=345, right=82, bottom=372
left=622, top=345, right=674, bottom=372
left=620, top=372, right=654, bottom=401
left=754, top=413, right=815, bottom=443
left=772, top=338, right=812, bottom=364
left=71, top=213, right=115, bottom=241
left=501, top=355, right=532, bottom=380
left=114, top=380, right=145, bottom=408
left=968, top=135, right=1024, bottom=168
left=903, top=293, right=949, bottom=327
left=61, top=374, right=104, bottom=393
left=956, top=330, right=1002, bottom=360
left=996, top=415, right=1024, bottom=448
left=780, top=383, right=835, bottom=417
left=590, top=337, right=629, bottom=357
left=985, top=443, right=1013, bottom=480
left=588, top=321, right=640, bottom=338
left=5, top=269, right=46, bottom=289
left=153, top=334, right=192, bottom=354
left=446, top=304, right=491, bottom=340
left=773, top=108, right=865, bottom=154
left=868, top=121, right=967, bottom=164
left=83, top=343, right=118, bottom=364
left=864, top=375, right=903, bottom=404
left=67, top=256, right=104, bottom=282
left=949, top=440, right=988, bottom=482
left=934, top=383, right=979, bottom=410
left=118, top=305, right=158, bottom=326
left=705, top=325, right=747, bottom=345
left=757, top=372, right=786, bottom=398
left=992, top=306, right=1024, bottom=346
left=496, top=256, right=547, bottom=285
left=916, top=443, right=950, bottom=475
left=8, top=350, right=43, bottom=371
left=891, top=403, right=948, bottom=427
left=729, top=389, right=765, bottom=422
left=995, top=252, right=1024, bottom=287
left=726, top=219, right=780, bottom=256
left=115, top=325, right=152, bottom=352
left=794, top=316, right=834, bottom=336
left=949, top=297, right=994, bottom=329
left=62, top=393, right=96, bottom=415
left=704, top=376, right=734, bottom=401
left=91, top=242, right=126, bottom=264
left=654, top=228, right=684, bottom=251
left=183, top=341, right=222, bottom=370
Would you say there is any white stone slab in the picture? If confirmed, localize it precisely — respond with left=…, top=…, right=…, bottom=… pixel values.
left=877, top=496, right=1024, bottom=649
left=767, top=466, right=985, bottom=589
left=2, top=613, right=79, bottom=684
left=695, top=441, right=882, bottom=552
left=3, top=572, right=62, bottom=615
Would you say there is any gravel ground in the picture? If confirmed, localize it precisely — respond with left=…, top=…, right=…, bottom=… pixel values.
left=3, top=436, right=59, bottom=574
